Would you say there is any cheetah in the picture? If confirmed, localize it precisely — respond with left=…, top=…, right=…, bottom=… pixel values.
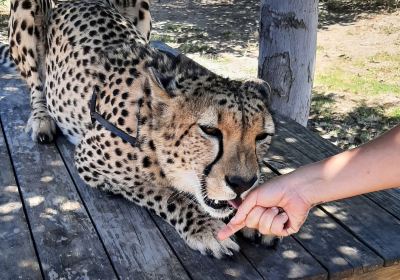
left=8, top=0, right=277, bottom=257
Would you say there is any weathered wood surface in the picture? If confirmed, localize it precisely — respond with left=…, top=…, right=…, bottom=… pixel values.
left=152, top=215, right=265, bottom=280
left=344, top=264, right=400, bottom=280
left=56, top=136, right=191, bottom=280
left=294, top=207, right=383, bottom=278
left=0, top=72, right=117, bottom=279
left=366, top=188, right=400, bottom=219
left=258, top=0, right=318, bottom=126
left=0, top=121, right=42, bottom=279
left=267, top=115, right=400, bottom=268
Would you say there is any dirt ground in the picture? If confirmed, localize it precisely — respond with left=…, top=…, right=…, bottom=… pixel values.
left=151, top=0, right=400, bottom=149
left=1, top=0, right=399, bottom=149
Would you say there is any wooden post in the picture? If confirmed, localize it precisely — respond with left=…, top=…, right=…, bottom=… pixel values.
left=258, top=0, right=318, bottom=126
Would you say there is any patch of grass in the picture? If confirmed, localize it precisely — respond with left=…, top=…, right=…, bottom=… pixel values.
left=386, top=107, right=400, bottom=119
left=379, top=24, right=400, bottom=35
left=309, top=91, right=400, bottom=149
left=315, top=69, right=400, bottom=95
left=315, top=51, right=400, bottom=96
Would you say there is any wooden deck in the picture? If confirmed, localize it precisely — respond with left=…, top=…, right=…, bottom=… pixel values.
left=1, top=47, right=400, bottom=279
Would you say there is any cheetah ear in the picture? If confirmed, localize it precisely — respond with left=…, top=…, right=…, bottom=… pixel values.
left=242, top=78, right=272, bottom=104
left=148, top=67, right=178, bottom=97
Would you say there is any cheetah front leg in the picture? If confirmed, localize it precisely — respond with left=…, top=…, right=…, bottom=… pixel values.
left=9, top=0, right=56, bottom=143
left=117, top=184, right=239, bottom=258
left=151, top=189, right=240, bottom=258
left=77, top=163, right=239, bottom=258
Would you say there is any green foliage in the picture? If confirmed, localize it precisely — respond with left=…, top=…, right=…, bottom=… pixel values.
left=316, top=69, right=400, bottom=96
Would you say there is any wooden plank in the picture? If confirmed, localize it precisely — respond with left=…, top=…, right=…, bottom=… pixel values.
left=238, top=236, right=327, bottom=280
left=266, top=114, right=400, bottom=267
left=295, top=208, right=383, bottom=278
left=0, top=121, right=42, bottom=280
left=56, top=137, right=191, bottom=280
left=344, top=263, right=400, bottom=280
left=0, top=72, right=117, bottom=279
left=155, top=212, right=327, bottom=280
left=152, top=215, right=265, bottom=280
left=150, top=40, right=328, bottom=280
left=365, top=188, right=400, bottom=220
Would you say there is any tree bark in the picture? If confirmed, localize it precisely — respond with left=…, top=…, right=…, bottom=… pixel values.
left=258, top=0, right=318, bottom=126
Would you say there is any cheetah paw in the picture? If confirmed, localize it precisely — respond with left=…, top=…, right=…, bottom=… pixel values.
left=184, top=219, right=240, bottom=258
left=241, top=227, right=281, bottom=248
left=26, top=113, right=56, bottom=144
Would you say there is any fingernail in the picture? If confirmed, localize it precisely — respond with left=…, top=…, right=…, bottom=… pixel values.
left=272, top=207, right=279, bottom=214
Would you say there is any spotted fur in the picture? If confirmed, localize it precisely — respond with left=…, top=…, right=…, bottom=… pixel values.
left=0, top=43, right=16, bottom=70
left=9, top=0, right=277, bottom=257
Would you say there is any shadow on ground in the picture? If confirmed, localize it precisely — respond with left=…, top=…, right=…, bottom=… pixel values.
left=151, top=0, right=398, bottom=55
left=308, top=92, right=400, bottom=149
left=319, top=0, right=398, bottom=28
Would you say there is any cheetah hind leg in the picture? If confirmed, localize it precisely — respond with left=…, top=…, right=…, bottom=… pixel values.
left=25, top=111, right=56, bottom=143
left=109, top=0, right=152, bottom=41
left=9, top=0, right=57, bottom=143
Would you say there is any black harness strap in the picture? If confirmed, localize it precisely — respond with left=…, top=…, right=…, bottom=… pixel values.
left=90, top=90, right=138, bottom=147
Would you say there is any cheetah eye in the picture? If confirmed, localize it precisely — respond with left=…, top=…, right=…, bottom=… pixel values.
left=199, top=125, right=222, bottom=138
left=256, top=132, right=273, bottom=142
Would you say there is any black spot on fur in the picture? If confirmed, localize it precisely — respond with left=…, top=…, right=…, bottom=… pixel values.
left=142, top=156, right=152, bottom=168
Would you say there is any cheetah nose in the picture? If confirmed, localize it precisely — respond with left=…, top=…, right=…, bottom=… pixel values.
left=225, top=175, right=258, bottom=196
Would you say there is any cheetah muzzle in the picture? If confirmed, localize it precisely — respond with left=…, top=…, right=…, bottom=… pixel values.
left=9, top=0, right=278, bottom=257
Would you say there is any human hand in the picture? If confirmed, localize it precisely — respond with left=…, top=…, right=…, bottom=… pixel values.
left=217, top=176, right=313, bottom=240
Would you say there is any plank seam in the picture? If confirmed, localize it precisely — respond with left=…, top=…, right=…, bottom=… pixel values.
left=317, top=206, right=387, bottom=269
left=54, top=141, right=120, bottom=279
left=146, top=213, right=196, bottom=280
left=227, top=244, right=268, bottom=280
left=263, top=161, right=331, bottom=279
left=0, top=117, right=45, bottom=279
left=362, top=194, right=400, bottom=223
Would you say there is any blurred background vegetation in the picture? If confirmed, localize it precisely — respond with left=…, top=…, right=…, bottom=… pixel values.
left=1, top=0, right=399, bottom=149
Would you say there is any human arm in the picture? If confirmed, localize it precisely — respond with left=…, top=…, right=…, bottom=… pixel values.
left=218, top=124, right=400, bottom=240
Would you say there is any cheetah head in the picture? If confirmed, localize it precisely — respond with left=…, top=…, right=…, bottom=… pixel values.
left=147, top=54, right=275, bottom=218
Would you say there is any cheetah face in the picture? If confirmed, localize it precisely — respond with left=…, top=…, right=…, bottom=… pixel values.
left=150, top=70, right=275, bottom=218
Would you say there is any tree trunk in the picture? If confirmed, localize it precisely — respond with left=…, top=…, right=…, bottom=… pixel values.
left=258, top=0, right=318, bottom=126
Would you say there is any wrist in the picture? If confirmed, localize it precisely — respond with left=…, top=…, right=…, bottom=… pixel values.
left=284, top=163, right=326, bottom=207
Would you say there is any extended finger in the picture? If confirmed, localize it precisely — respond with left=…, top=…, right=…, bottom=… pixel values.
left=244, top=206, right=265, bottom=229
left=258, top=207, right=280, bottom=235
left=217, top=220, right=246, bottom=241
